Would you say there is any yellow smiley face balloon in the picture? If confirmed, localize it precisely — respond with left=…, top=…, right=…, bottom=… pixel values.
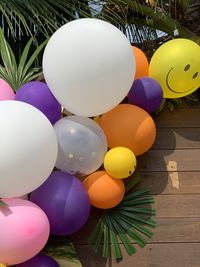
left=104, top=147, right=137, bottom=179
left=149, top=38, right=200, bottom=98
left=0, top=264, right=6, bottom=267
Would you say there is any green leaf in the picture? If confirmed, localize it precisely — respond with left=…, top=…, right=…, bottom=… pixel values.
left=102, top=219, right=109, bottom=258
left=0, top=28, right=17, bottom=88
left=0, top=200, right=8, bottom=206
left=17, top=38, right=33, bottom=82
left=118, top=206, right=156, bottom=216
left=118, top=210, right=156, bottom=228
left=87, top=218, right=102, bottom=245
left=0, top=29, right=46, bottom=90
left=120, top=197, right=155, bottom=206
left=106, top=216, right=122, bottom=260
left=42, top=236, right=82, bottom=267
left=154, top=98, right=166, bottom=115
left=122, top=188, right=150, bottom=201
left=113, top=214, right=146, bottom=248
left=111, top=219, right=136, bottom=256
left=125, top=174, right=141, bottom=193
left=22, top=69, right=43, bottom=85
left=118, top=213, right=154, bottom=238
left=88, top=188, right=156, bottom=260
left=22, top=39, right=47, bottom=78
left=94, top=220, right=104, bottom=253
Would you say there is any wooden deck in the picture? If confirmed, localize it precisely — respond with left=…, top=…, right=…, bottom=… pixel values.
left=71, top=106, right=200, bottom=267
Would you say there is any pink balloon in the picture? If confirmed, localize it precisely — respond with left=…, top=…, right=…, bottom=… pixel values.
left=0, top=198, right=50, bottom=265
left=0, top=79, right=15, bottom=100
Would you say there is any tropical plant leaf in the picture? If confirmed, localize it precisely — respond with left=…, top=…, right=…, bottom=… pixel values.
left=0, top=200, right=8, bottom=206
left=154, top=98, right=166, bottom=115
left=88, top=187, right=156, bottom=260
left=106, top=216, right=122, bottom=260
left=42, top=236, right=82, bottom=267
left=125, top=173, right=141, bottom=193
left=17, top=38, right=33, bottom=81
left=22, top=39, right=47, bottom=80
left=0, top=28, right=46, bottom=90
left=0, top=29, right=18, bottom=88
left=111, top=217, right=137, bottom=256
left=102, top=218, right=110, bottom=258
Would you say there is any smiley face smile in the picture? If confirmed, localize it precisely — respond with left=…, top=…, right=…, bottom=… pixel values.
left=166, top=67, right=194, bottom=94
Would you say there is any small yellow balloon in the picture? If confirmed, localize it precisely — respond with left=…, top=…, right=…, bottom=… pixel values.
left=104, top=147, right=137, bottom=179
left=149, top=38, right=200, bottom=98
left=0, top=264, right=6, bottom=267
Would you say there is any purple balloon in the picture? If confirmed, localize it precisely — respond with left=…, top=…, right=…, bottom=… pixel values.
left=15, top=81, right=61, bottom=124
left=14, top=254, right=59, bottom=267
left=30, top=171, right=91, bottom=236
left=128, top=77, right=163, bottom=113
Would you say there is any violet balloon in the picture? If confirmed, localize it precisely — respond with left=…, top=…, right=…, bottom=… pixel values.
left=30, top=171, right=91, bottom=236
left=14, top=254, right=59, bottom=267
left=15, top=81, right=61, bottom=124
left=128, top=77, right=163, bottom=113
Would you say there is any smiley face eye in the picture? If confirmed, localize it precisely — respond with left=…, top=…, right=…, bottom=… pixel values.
left=184, top=64, right=191, bottom=71
left=193, top=72, right=198, bottom=79
left=129, top=171, right=132, bottom=174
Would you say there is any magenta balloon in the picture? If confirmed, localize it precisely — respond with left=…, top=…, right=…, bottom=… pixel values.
left=30, top=171, right=91, bottom=235
left=14, top=254, right=59, bottom=267
left=15, top=81, right=61, bottom=124
left=128, top=77, right=163, bottom=113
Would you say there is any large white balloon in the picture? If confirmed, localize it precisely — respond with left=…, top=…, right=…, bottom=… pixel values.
left=43, top=18, right=135, bottom=116
left=0, top=101, right=58, bottom=197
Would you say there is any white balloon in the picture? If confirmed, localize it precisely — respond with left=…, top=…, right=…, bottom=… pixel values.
left=43, top=18, right=135, bottom=116
left=0, top=101, right=58, bottom=197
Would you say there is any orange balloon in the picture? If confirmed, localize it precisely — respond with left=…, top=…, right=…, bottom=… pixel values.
left=132, top=46, right=149, bottom=79
left=100, top=104, right=156, bottom=156
left=83, top=171, right=125, bottom=209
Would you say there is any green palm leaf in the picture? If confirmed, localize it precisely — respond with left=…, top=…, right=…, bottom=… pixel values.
left=88, top=186, right=156, bottom=260
left=0, top=0, right=92, bottom=38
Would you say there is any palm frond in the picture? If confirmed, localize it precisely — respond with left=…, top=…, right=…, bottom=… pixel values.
left=0, top=0, right=92, bottom=39
left=88, top=187, right=156, bottom=260
left=95, top=0, right=200, bottom=43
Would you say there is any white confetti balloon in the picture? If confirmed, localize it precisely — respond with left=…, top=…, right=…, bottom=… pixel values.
left=54, top=116, right=107, bottom=176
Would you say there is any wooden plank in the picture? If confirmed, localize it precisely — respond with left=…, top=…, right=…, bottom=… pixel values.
left=154, top=195, right=200, bottom=218
left=152, top=128, right=200, bottom=149
left=76, top=195, right=200, bottom=220
left=136, top=172, right=200, bottom=194
left=75, top=244, right=200, bottom=267
left=154, top=109, right=200, bottom=128
left=153, top=218, right=200, bottom=243
left=137, top=150, right=200, bottom=172
left=110, top=243, right=200, bottom=267
left=71, top=218, right=200, bottom=245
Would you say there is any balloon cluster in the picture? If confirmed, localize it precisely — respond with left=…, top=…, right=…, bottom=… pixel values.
left=1, top=18, right=199, bottom=266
